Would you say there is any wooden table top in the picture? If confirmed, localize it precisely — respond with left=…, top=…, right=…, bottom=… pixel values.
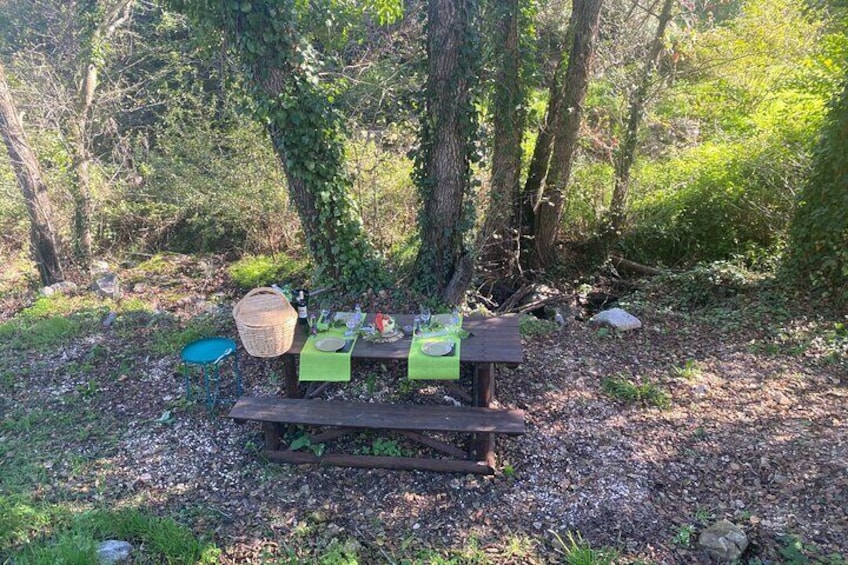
left=285, top=314, right=523, bottom=365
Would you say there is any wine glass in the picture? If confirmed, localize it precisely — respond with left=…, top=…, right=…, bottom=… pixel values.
left=419, top=305, right=431, bottom=329
left=345, top=315, right=358, bottom=337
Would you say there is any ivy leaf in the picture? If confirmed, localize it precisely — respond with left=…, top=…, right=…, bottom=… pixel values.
left=290, top=435, right=310, bottom=451
left=240, top=2, right=252, bottom=12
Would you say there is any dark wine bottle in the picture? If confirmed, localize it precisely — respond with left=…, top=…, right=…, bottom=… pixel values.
left=295, top=289, right=309, bottom=324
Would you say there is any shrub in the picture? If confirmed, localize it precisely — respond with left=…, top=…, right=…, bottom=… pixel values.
left=227, top=254, right=309, bottom=290
left=786, top=79, right=848, bottom=305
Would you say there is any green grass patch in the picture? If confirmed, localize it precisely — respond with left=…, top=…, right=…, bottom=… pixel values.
left=519, top=315, right=559, bottom=339
left=551, top=531, right=618, bottom=565
left=602, top=375, right=671, bottom=409
left=148, top=314, right=219, bottom=356
left=0, top=294, right=111, bottom=351
left=0, top=500, right=220, bottom=564
left=228, top=253, right=308, bottom=290
left=671, top=359, right=702, bottom=380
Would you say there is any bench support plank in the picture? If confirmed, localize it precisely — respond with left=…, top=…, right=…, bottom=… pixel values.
left=265, top=449, right=494, bottom=475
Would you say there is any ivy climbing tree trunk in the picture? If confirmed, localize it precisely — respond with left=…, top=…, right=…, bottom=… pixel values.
left=530, top=0, right=603, bottom=269
left=68, top=0, right=134, bottom=270
left=605, top=0, right=675, bottom=241
left=0, top=61, right=64, bottom=285
left=415, top=0, right=480, bottom=303
left=168, top=1, right=380, bottom=287
left=479, top=0, right=526, bottom=280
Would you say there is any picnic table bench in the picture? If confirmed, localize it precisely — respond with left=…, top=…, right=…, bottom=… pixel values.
left=229, top=314, right=525, bottom=474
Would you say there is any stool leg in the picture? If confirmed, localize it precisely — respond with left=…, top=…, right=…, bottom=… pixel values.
left=234, top=350, right=242, bottom=397
left=208, top=364, right=221, bottom=412
left=203, top=365, right=210, bottom=410
left=183, top=363, right=192, bottom=400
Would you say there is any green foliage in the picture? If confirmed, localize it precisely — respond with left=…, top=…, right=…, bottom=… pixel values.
left=550, top=531, right=618, bottom=565
left=601, top=375, right=670, bottom=409
left=519, top=314, right=559, bottom=338
left=370, top=437, right=404, bottom=457
left=620, top=130, right=813, bottom=266
left=653, top=261, right=756, bottom=309
left=786, top=77, right=848, bottom=305
left=0, top=295, right=108, bottom=351
left=228, top=254, right=308, bottom=289
left=0, top=500, right=220, bottom=564
left=672, top=524, right=695, bottom=547
left=166, top=0, right=384, bottom=290
left=149, top=314, right=218, bottom=356
left=671, top=359, right=702, bottom=380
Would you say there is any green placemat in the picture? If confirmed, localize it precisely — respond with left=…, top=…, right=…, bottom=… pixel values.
left=408, top=334, right=461, bottom=380
left=299, top=313, right=363, bottom=382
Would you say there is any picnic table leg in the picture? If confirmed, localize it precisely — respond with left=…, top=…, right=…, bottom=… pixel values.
left=262, top=422, right=281, bottom=451
left=472, top=363, right=496, bottom=468
left=282, top=354, right=301, bottom=398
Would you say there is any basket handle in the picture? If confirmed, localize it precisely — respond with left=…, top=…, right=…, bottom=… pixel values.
left=233, top=287, right=291, bottom=319
left=243, top=287, right=287, bottom=300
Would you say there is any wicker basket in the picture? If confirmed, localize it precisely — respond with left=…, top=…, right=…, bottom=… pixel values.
left=233, top=287, right=298, bottom=357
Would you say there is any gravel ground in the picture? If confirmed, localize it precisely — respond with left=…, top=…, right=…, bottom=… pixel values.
left=2, top=260, right=846, bottom=563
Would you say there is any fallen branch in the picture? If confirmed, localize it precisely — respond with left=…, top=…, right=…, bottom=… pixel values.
left=516, top=295, right=561, bottom=315
left=610, top=254, right=665, bottom=276
left=498, top=284, right=534, bottom=313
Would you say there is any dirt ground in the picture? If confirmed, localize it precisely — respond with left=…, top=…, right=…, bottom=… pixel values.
left=1, top=256, right=846, bottom=563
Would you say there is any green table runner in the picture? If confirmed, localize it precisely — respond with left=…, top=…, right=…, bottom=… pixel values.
left=299, top=313, right=363, bottom=382
left=407, top=321, right=462, bottom=381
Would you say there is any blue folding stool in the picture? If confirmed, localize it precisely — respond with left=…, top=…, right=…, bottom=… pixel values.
left=180, top=337, right=242, bottom=411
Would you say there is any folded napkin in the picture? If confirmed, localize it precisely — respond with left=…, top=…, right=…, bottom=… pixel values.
left=407, top=321, right=462, bottom=381
left=298, top=312, right=363, bottom=382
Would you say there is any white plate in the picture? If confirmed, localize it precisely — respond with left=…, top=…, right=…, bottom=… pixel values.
left=314, top=336, right=346, bottom=352
left=421, top=341, right=453, bottom=357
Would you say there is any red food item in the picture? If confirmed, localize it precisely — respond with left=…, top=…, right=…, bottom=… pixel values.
left=375, top=313, right=386, bottom=333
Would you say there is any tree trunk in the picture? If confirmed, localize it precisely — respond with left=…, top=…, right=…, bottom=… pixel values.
left=0, top=61, right=64, bottom=285
left=176, top=2, right=381, bottom=287
left=69, top=0, right=134, bottom=270
left=606, top=0, right=674, bottom=238
left=519, top=58, right=564, bottom=267
left=479, top=0, right=525, bottom=279
left=531, top=0, right=604, bottom=268
left=415, top=0, right=479, bottom=300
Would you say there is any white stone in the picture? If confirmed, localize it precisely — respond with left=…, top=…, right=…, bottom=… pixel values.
left=589, top=307, right=642, bottom=331
left=97, top=540, right=132, bottom=564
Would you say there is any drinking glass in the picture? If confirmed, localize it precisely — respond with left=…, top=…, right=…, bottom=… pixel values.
left=345, top=315, right=358, bottom=337
left=419, top=305, right=431, bottom=328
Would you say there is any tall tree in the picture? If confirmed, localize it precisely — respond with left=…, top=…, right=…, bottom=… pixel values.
left=604, top=0, right=675, bottom=240
left=530, top=0, right=604, bottom=268
left=0, top=61, right=64, bottom=285
left=414, top=0, right=480, bottom=302
left=478, top=0, right=527, bottom=280
left=167, top=0, right=381, bottom=287
left=69, top=0, right=134, bottom=269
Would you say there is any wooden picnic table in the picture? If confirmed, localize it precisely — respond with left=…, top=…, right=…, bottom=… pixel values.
left=229, top=314, right=525, bottom=474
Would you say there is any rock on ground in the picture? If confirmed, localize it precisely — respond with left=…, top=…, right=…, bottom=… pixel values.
left=698, top=519, right=749, bottom=562
left=41, top=281, right=78, bottom=296
left=589, top=307, right=642, bottom=331
left=93, top=273, right=122, bottom=299
left=97, top=540, right=132, bottom=564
